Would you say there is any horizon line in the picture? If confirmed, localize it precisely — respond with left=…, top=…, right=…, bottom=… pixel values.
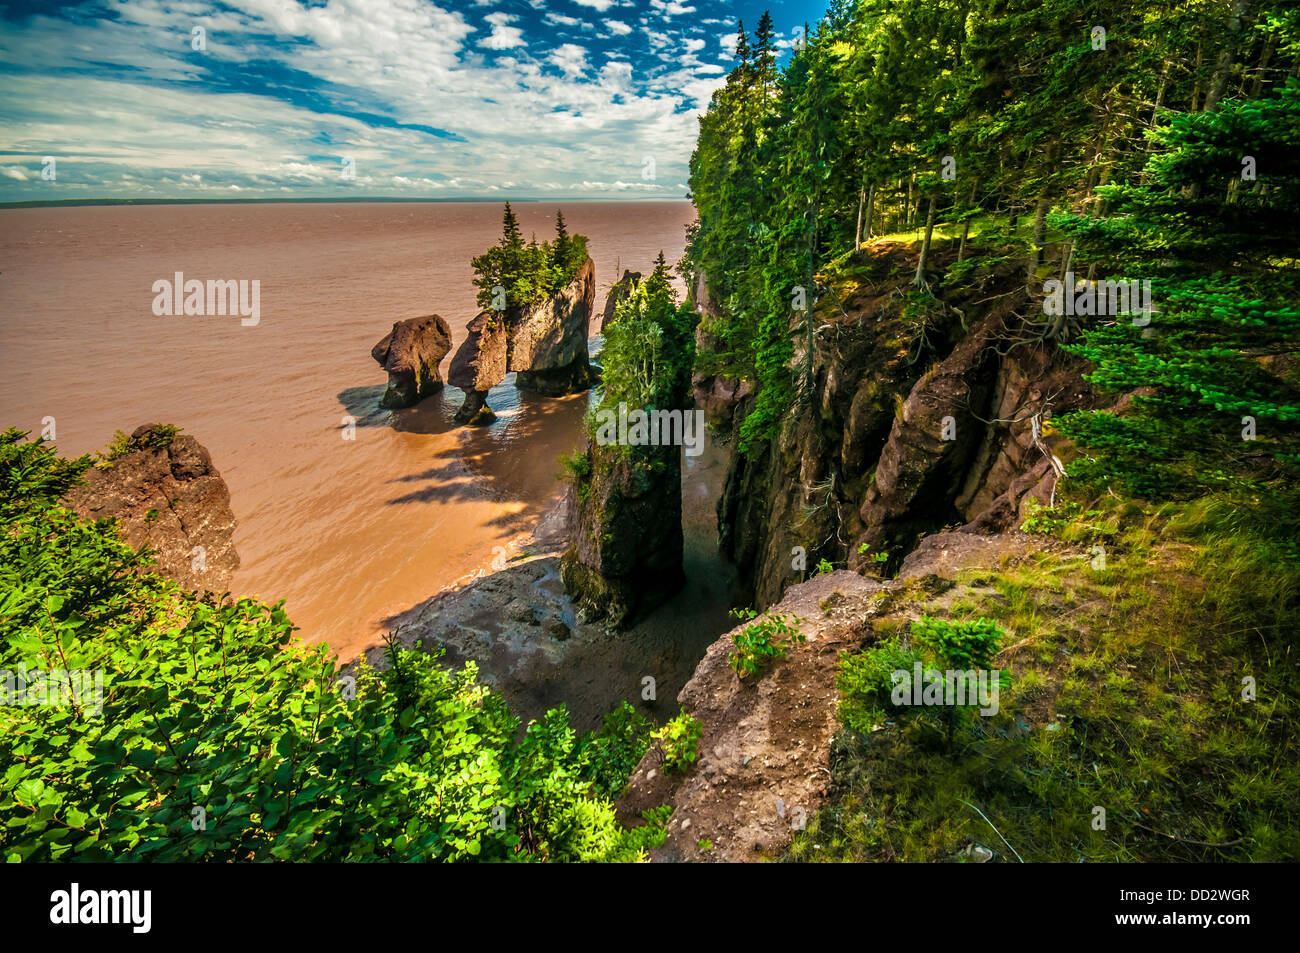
left=0, top=195, right=696, bottom=210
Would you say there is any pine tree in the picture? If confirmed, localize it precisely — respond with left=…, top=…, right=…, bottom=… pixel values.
left=734, top=19, right=752, bottom=85
left=753, top=11, right=777, bottom=94
left=501, top=201, right=522, bottom=249
left=552, top=209, right=573, bottom=272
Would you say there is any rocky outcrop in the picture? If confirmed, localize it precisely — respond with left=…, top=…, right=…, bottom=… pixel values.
left=561, top=443, right=685, bottom=629
left=371, top=314, right=453, bottom=409
left=600, top=269, right=641, bottom=332
left=618, top=571, right=886, bottom=862
left=447, top=311, right=509, bottom=425
left=688, top=271, right=749, bottom=431
left=617, top=531, right=1064, bottom=862
left=447, top=257, right=596, bottom=421
left=64, top=425, right=239, bottom=593
left=512, top=257, right=597, bottom=394
left=715, top=240, right=1095, bottom=608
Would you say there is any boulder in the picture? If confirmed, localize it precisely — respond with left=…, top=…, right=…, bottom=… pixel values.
left=600, top=269, right=641, bottom=332
left=371, top=314, right=453, bottom=409
left=64, top=425, right=239, bottom=593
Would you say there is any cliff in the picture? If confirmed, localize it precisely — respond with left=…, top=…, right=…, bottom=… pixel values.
left=64, top=424, right=239, bottom=593
left=713, top=240, right=1095, bottom=609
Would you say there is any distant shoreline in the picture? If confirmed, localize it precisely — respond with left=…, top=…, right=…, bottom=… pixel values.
left=0, top=196, right=694, bottom=210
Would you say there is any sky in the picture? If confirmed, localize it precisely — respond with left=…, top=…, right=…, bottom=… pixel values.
left=0, top=0, right=828, bottom=202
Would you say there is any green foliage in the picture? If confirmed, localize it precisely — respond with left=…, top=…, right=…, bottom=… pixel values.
left=803, top=498, right=1300, bottom=862
left=0, top=430, right=649, bottom=863
left=838, top=615, right=1007, bottom=742
left=470, top=202, right=589, bottom=312
left=1019, top=499, right=1082, bottom=536
left=576, top=701, right=654, bottom=801
left=95, top=424, right=181, bottom=467
left=1055, top=84, right=1300, bottom=501
left=814, top=558, right=836, bottom=575
left=598, top=258, right=698, bottom=415
left=651, top=710, right=702, bottom=774
left=727, top=610, right=805, bottom=679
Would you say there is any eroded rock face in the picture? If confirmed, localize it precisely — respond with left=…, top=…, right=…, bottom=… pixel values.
left=447, top=258, right=595, bottom=422
left=510, top=257, right=596, bottom=394
left=64, top=426, right=239, bottom=593
left=561, top=442, right=685, bottom=630
left=371, top=314, right=453, bottom=409
left=600, top=269, right=641, bottom=332
left=715, top=241, right=1095, bottom=608
left=447, top=311, right=509, bottom=424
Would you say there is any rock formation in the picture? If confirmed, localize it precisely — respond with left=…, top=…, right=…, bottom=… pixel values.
left=447, top=257, right=596, bottom=423
left=560, top=442, right=685, bottom=629
left=447, top=311, right=509, bottom=425
left=715, top=240, right=1096, bottom=608
left=687, top=271, right=750, bottom=429
left=371, top=314, right=453, bottom=409
left=64, top=425, right=240, bottom=593
left=600, top=269, right=641, bottom=332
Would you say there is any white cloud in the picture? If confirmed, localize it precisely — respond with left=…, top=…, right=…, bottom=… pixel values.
left=548, top=43, right=588, bottom=78
left=650, top=0, right=696, bottom=16
left=572, top=0, right=616, bottom=12
left=0, top=0, right=729, bottom=199
left=480, top=11, right=525, bottom=50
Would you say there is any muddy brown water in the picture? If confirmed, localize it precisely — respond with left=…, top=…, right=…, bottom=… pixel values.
left=0, top=200, right=734, bottom=670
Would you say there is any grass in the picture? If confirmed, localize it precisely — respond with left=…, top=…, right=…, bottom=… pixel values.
left=784, top=490, right=1300, bottom=863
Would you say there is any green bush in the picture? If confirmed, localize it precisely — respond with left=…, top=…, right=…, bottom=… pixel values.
left=728, top=609, right=805, bottom=679
left=651, top=710, right=702, bottom=774
left=0, top=428, right=656, bottom=863
left=838, top=616, right=1008, bottom=746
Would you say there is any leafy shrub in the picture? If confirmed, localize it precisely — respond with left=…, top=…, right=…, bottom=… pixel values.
left=0, top=428, right=652, bottom=863
left=577, top=701, right=654, bottom=800
left=94, top=424, right=181, bottom=468
left=728, top=610, right=805, bottom=679
left=838, top=616, right=1008, bottom=746
left=651, top=710, right=702, bottom=774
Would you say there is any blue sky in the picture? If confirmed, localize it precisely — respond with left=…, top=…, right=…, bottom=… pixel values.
left=0, top=0, right=828, bottom=201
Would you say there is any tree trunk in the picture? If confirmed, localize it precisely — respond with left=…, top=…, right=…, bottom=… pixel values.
left=1204, top=0, right=1251, bottom=113
left=956, top=180, right=977, bottom=263
left=913, top=193, right=938, bottom=287
left=864, top=184, right=876, bottom=242
left=1026, top=186, right=1050, bottom=288
left=855, top=187, right=865, bottom=248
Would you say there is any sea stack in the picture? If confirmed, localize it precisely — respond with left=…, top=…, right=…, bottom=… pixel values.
left=447, top=256, right=596, bottom=423
left=371, top=314, right=454, bottom=409
left=600, top=269, right=641, bottom=333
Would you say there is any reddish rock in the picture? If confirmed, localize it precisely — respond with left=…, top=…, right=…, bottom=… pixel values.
left=600, top=269, right=641, bottom=332
left=65, top=425, right=239, bottom=593
left=371, top=314, right=453, bottom=409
